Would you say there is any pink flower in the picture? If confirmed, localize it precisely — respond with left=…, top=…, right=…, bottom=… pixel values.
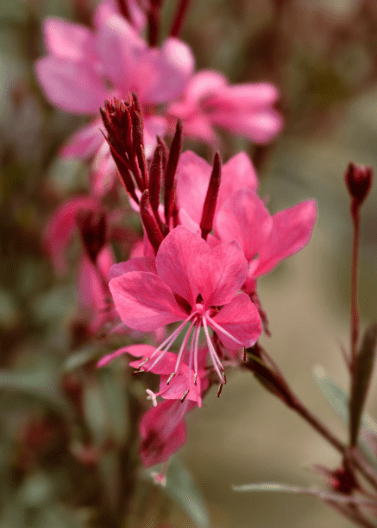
left=168, top=70, right=283, bottom=145
left=35, top=3, right=194, bottom=194
left=174, top=150, right=317, bottom=294
left=108, top=226, right=262, bottom=397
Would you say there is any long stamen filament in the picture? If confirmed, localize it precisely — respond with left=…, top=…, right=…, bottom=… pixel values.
left=202, top=316, right=225, bottom=383
left=206, top=314, right=243, bottom=346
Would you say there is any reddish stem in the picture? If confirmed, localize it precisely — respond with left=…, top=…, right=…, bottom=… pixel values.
left=350, top=202, right=360, bottom=372
left=170, top=0, right=191, bottom=37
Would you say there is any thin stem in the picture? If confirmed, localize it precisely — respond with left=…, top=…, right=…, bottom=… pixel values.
left=170, top=0, right=191, bottom=37
left=351, top=204, right=360, bottom=372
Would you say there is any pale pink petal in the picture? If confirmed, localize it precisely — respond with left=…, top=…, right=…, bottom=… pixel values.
left=129, top=350, right=177, bottom=374
left=43, top=18, right=96, bottom=62
left=109, top=257, right=156, bottom=279
left=211, top=293, right=261, bottom=349
left=35, top=57, right=107, bottom=114
left=185, top=70, right=227, bottom=102
left=139, top=400, right=187, bottom=467
left=218, top=152, right=258, bottom=207
left=94, top=0, right=146, bottom=32
left=192, top=241, right=248, bottom=307
left=253, top=199, right=317, bottom=277
left=98, top=343, right=156, bottom=368
left=211, top=108, right=283, bottom=144
left=155, top=226, right=209, bottom=305
left=210, top=82, right=280, bottom=108
left=60, top=119, right=103, bottom=158
left=176, top=151, right=212, bottom=225
left=90, top=141, right=117, bottom=196
left=145, top=38, right=195, bottom=104
left=109, top=271, right=184, bottom=331
left=96, top=14, right=146, bottom=90
left=177, top=207, right=201, bottom=234
left=44, top=196, right=100, bottom=273
left=215, top=188, right=273, bottom=262
left=78, top=246, right=113, bottom=311
left=178, top=113, right=218, bottom=144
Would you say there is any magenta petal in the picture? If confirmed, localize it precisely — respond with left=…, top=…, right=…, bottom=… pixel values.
left=218, top=153, right=258, bottom=209
left=192, top=241, right=248, bottom=307
left=35, top=57, right=107, bottom=114
left=60, top=119, right=103, bottom=159
left=44, top=196, right=100, bottom=273
left=185, top=70, right=227, bottom=102
left=211, top=293, right=262, bottom=349
left=145, top=38, right=195, bottom=104
left=43, top=18, right=96, bottom=62
left=215, top=188, right=273, bottom=262
left=110, top=257, right=156, bottom=279
left=78, top=246, right=113, bottom=310
left=109, top=271, right=184, bottom=331
left=254, top=199, right=317, bottom=277
left=96, top=14, right=146, bottom=90
left=97, top=344, right=155, bottom=368
left=176, top=151, right=212, bottom=225
left=159, top=371, right=201, bottom=405
left=139, top=400, right=187, bottom=467
left=155, top=226, right=209, bottom=305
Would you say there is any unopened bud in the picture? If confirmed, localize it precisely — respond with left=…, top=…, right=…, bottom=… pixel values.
left=345, top=162, right=373, bottom=207
left=76, top=209, right=107, bottom=264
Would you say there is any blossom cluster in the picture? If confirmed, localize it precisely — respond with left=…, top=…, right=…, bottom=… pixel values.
left=36, top=0, right=316, bottom=471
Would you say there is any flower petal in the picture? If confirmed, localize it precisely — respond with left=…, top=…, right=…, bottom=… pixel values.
left=219, top=152, right=258, bottom=206
left=110, top=257, right=156, bottom=279
left=155, top=226, right=209, bottom=305
left=145, top=38, right=195, bottom=104
left=176, top=151, right=212, bottom=225
left=109, top=271, right=184, bottom=331
left=210, top=293, right=261, bottom=349
left=254, top=199, right=317, bottom=277
left=215, top=188, right=273, bottom=262
left=35, top=56, right=107, bottom=114
left=192, top=241, right=248, bottom=307
left=43, top=17, right=96, bottom=62
left=60, top=119, right=103, bottom=159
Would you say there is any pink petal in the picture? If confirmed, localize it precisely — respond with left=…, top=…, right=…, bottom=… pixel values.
left=159, top=370, right=201, bottom=405
left=109, top=257, right=156, bottom=279
left=98, top=343, right=156, bottom=368
left=192, top=241, right=248, bottom=307
left=78, top=246, right=113, bottom=311
left=211, top=82, right=280, bottom=108
left=211, top=293, right=261, bottom=349
left=43, top=18, right=96, bottom=62
left=185, top=70, right=227, bottom=102
left=215, top=188, right=273, bottom=262
left=90, top=141, right=117, bottom=196
left=253, top=199, right=317, bottom=277
left=143, top=115, right=167, bottom=158
left=60, top=119, right=103, bottom=158
left=94, top=0, right=146, bottom=32
left=176, top=151, right=212, bottom=225
left=145, top=38, right=195, bottom=104
left=109, top=271, right=184, bottom=331
left=35, top=57, right=107, bottom=114
left=219, top=152, right=258, bottom=207
left=139, top=400, right=187, bottom=467
left=96, top=14, right=146, bottom=91
left=155, top=226, right=209, bottom=305
left=44, top=196, right=100, bottom=273
left=211, top=108, right=283, bottom=144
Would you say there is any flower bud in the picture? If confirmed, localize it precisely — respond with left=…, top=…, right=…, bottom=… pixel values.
left=345, top=162, right=373, bottom=207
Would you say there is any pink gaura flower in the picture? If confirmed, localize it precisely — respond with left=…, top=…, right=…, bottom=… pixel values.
left=168, top=70, right=283, bottom=145
left=175, top=150, right=317, bottom=293
left=35, top=2, right=194, bottom=194
left=108, top=226, right=262, bottom=397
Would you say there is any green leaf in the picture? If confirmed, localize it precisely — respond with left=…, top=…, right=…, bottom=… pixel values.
left=161, top=458, right=210, bottom=528
left=313, top=365, right=377, bottom=467
left=350, top=323, right=377, bottom=446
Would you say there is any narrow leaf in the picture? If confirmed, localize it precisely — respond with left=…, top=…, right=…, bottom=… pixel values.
left=350, top=322, right=377, bottom=446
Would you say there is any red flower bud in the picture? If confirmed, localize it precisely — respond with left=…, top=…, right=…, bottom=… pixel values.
left=345, top=162, right=373, bottom=207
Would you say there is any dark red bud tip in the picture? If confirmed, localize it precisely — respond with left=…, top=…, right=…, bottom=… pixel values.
left=200, top=152, right=222, bottom=240
left=345, top=162, right=373, bottom=207
left=76, top=210, right=107, bottom=264
left=140, top=190, right=164, bottom=254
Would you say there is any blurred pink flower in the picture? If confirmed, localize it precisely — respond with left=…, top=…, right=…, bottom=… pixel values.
left=35, top=3, right=194, bottom=194
left=168, top=70, right=283, bottom=145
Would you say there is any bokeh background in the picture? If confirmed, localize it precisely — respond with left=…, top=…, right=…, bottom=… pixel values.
left=1, top=0, right=377, bottom=526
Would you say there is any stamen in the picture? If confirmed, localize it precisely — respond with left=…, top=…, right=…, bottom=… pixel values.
left=146, top=389, right=158, bottom=407
left=181, top=389, right=189, bottom=402
left=173, top=320, right=195, bottom=374
left=202, top=316, right=225, bottom=383
left=166, top=372, right=175, bottom=385
left=217, top=383, right=224, bottom=397
left=206, top=314, right=243, bottom=346
left=194, top=372, right=198, bottom=385
left=137, top=356, right=150, bottom=369
left=243, top=347, right=246, bottom=361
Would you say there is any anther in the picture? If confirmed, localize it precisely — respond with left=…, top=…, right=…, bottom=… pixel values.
left=166, top=372, right=176, bottom=385
left=194, top=372, right=198, bottom=385
left=217, top=383, right=224, bottom=398
left=132, top=369, right=144, bottom=376
left=138, top=357, right=150, bottom=368
left=181, top=389, right=189, bottom=402
left=243, top=347, right=247, bottom=361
